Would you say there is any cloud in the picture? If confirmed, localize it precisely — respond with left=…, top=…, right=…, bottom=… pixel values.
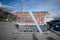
left=0, top=2, right=13, bottom=12
left=13, top=3, right=19, bottom=7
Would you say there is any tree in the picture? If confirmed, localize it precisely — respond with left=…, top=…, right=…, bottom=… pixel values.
left=0, top=9, right=17, bottom=22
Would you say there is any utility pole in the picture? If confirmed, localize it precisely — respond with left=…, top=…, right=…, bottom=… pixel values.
left=21, top=5, right=23, bottom=13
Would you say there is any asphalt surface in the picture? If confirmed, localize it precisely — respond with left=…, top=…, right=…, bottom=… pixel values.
left=0, top=22, right=60, bottom=40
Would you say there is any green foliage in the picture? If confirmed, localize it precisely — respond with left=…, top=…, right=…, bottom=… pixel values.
left=0, top=9, right=16, bottom=22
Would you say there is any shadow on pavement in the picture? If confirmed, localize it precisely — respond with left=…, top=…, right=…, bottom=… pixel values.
left=32, top=34, right=38, bottom=40
left=50, top=30, right=60, bottom=36
left=47, top=37, right=55, bottom=40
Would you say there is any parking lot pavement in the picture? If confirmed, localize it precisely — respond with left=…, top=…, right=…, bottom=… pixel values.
left=0, top=22, right=33, bottom=40
left=0, top=22, right=60, bottom=40
left=50, top=29, right=60, bottom=36
left=34, top=32, right=60, bottom=40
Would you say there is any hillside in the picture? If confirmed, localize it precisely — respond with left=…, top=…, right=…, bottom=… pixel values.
left=0, top=9, right=17, bottom=22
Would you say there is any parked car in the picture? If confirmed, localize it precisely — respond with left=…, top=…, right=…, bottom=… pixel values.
left=47, top=20, right=60, bottom=27
left=53, top=22, right=60, bottom=31
left=46, top=20, right=60, bottom=30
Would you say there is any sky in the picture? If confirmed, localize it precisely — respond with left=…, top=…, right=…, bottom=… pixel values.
left=0, top=0, right=60, bottom=17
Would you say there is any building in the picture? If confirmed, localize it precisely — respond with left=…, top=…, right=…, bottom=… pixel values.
left=14, top=11, right=50, bottom=32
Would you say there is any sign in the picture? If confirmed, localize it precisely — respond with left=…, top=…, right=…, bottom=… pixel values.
left=37, top=18, right=43, bottom=22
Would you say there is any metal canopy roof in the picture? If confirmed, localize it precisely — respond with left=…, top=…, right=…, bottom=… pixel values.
left=14, top=11, right=50, bottom=16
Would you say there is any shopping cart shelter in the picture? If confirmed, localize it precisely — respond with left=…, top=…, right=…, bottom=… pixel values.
left=14, top=11, right=50, bottom=24
left=14, top=11, right=50, bottom=33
